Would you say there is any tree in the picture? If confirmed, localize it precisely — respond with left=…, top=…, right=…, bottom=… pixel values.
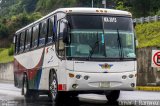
left=21, top=0, right=37, bottom=13
left=0, top=23, right=9, bottom=38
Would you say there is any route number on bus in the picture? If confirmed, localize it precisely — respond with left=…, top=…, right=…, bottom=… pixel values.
left=104, top=17, right=117, bottom=23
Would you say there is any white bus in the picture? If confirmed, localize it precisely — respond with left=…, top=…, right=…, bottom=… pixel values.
left=13, top=8, right=137, bottom=102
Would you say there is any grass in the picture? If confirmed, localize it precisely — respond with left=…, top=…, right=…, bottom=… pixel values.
left=136, top=86, right=160, bottom=91
left=0, top=48, right=14, bottom=63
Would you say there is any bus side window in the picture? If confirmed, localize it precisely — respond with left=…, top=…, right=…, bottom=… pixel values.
left=39, top=20, right=47, bottom=46
left=19, top=31, right=25, bottom=52
left=25, top=28, right=32, bottom=50
left=32, top=24, right=39, bottom=48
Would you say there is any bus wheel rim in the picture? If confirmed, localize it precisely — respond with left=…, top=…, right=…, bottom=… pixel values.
left=50, top=76, right=57, bottom=99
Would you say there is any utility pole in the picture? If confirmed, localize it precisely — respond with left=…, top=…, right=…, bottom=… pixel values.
left=102, top=0, right=106, bottom=8
left=92, top=0, right=93, bottom=8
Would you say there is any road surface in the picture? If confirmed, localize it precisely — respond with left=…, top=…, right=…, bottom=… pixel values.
left=0, top=82, right=160, bottom=106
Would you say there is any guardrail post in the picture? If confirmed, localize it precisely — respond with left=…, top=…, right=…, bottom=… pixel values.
left=133, top=18, right=137, bottom=23
left=155, top=15, right=158, bottom=22
left=140, top=17, right=144, bottom=24
left=148, top=16, right=151, bottom=22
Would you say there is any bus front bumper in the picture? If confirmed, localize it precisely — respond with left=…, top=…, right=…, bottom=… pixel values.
left=67, top=71, right=137, bottom=91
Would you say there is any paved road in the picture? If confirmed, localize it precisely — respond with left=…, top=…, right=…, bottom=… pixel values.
left=0, top=83, right=160, bottom=106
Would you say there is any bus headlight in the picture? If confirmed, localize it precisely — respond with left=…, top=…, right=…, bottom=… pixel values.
left=84, top=75, right=89, bottom=80
left=129, top=74, right=134, bottom=78
left=122, top=75, right=127, bottom=79
left=76, top=74, right=81, bottom=79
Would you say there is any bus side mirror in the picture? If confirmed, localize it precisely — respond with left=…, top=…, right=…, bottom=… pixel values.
left=60, top=19, right=70, bottom=44
left=63, top=27, right=70, bottom=44
left=133, top=22, right=136, bottom=28
left=136, top=40, right=138, bottom=47
left=13, top=35, right=16, bottom=44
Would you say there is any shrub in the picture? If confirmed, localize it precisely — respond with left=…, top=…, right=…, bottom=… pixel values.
left=135, top=21, right=160, bottom=48
left=8, top=44, right=14, bottom=56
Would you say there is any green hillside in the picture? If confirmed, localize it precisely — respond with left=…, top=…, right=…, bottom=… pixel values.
left=0, top=0, right=160, bottom=63
left=1, top=0, right=160, bottom=48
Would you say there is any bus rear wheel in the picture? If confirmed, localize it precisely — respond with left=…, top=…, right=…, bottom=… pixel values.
left=22, top=75, right=31, bottom=99
left=22, top=75, right=39, bottom=100
left=105, top=90, right=120, bottom=102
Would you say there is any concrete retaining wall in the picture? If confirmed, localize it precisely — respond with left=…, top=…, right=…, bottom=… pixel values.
left=137, top=47, right=160, bottom=86
left=0, top=62, right=14, bottom=81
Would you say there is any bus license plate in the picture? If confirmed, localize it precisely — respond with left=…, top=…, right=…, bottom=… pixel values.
left=100, top=82, right=110, bottom=88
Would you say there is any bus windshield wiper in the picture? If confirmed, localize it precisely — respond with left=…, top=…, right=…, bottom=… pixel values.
left=117, top=29, right=123, bottom=59
left=88, top=40, right=101, bottom=60
left=88, top=32, right=100, bottom=60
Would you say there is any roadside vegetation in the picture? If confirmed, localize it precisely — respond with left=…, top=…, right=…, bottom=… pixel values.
left=0, top=47, right=14, bottom=63
left=136, top=21, right=160, bottom=48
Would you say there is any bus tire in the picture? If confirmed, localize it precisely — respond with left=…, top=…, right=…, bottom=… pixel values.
left=49, top=70, right=60, bottom=102
left=22, top=74, right=31, bottom=99
left=69, top=92, right=79, bottom=97
left=14, top=73, right=18, bottom=87
left=105, top=90, right=120, bottom=102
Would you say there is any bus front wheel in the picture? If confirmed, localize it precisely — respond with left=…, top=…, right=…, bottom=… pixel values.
left=49, top=71, right=61, bottom=102
left=105, top=90, right=120, bottom=102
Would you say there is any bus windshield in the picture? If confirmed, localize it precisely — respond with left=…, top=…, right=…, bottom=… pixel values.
left=66, top=15, right=136, bottom=60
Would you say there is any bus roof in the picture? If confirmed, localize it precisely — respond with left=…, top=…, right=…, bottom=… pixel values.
left=59, top=7, right=131, bottom=15
left=16, top=7, right=131, bottom=34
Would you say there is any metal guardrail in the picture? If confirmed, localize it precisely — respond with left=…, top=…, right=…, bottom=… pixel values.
left=133, top=15, right=160, bottom=24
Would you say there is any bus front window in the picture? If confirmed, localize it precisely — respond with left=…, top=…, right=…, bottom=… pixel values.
left=67, top=30, right=105, bottom=58
left=103, top=16, right=136, bottom=58
left=104, top=31, right=135, bottom=58
left=66, top=15, right=136, bottom=60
